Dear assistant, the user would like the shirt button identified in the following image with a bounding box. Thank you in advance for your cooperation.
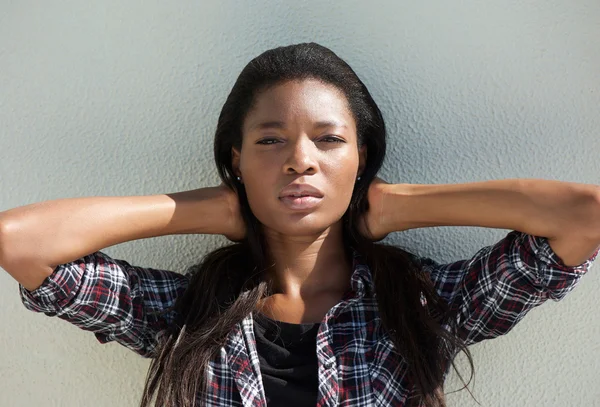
[323,359,335,369]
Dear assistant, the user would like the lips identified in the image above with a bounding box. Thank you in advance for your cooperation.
[278,183,324,199]
[279,195,323,210]
[278,183,324,210]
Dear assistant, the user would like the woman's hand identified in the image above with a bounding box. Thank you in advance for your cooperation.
[358,177,394,241]
[217,183,246,242]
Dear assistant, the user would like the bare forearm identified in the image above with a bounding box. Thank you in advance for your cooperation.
[387,178,600,266]
[389,178,599,237]
[0,187,227,289]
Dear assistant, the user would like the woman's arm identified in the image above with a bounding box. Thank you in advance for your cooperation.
[418,230,596,346]
[0,186,240,291]
[18,251,190,358]
[365,178,600,346]
[377,178,600,266]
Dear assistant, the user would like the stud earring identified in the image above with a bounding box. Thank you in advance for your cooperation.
[357,176,361,181]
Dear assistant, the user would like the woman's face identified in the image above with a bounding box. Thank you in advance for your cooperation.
[232,78,366,236]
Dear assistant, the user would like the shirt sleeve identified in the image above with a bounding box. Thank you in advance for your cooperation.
[18,251,190,358]
[418,230,599,346]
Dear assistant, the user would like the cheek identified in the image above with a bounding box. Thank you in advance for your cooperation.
[319,166,358,217]
[241,170,280,223]
[240,150,278,177]
[238,151,284,222]
[329,175,356,212]
[244,181,270,216]
[324,157,358,193]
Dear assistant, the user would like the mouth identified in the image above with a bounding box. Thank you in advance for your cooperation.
[278,195,323,210]
[277,183,325,210]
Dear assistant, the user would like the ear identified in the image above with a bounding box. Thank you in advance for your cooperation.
[231,147,242,177]
[357,144,367,177]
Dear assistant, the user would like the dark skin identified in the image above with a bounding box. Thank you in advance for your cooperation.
[230,78,375,324]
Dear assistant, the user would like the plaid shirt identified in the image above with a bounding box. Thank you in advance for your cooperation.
[19,231,598,406]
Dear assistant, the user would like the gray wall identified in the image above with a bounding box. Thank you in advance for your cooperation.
[1,1,599,406]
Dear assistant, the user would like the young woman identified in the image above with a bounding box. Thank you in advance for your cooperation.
[1,42,599,407]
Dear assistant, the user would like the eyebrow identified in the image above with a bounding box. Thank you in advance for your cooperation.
[249,120,347,132]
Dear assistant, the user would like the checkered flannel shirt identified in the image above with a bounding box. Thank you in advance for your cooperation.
[19,230,598,406]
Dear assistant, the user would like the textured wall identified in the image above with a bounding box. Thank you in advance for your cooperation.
[1,1,599,406]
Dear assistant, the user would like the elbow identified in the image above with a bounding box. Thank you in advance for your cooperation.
[555,185,600,242]
[0,217,10,266]
[586,186,600,241]
[0,214,38,266]
[0,218,54,291]
[594,187,600,232]
[0,217,21,266]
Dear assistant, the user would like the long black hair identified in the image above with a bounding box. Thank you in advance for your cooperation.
[140,42,477,407]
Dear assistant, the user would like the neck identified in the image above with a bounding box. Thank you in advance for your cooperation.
[262,221,352,297]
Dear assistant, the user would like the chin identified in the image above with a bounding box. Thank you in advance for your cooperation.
[262,214,342,237]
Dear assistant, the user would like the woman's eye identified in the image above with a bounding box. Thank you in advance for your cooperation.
[321,136,344,143]
[257,138,279,145]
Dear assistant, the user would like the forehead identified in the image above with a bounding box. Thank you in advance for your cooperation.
[242,79,355,133]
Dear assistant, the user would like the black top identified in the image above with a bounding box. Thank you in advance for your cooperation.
[253,314,321,406]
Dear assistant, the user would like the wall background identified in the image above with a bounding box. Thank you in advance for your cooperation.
[1,1,598,406]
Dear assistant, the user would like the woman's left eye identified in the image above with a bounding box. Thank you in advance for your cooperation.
[321,136,344,143]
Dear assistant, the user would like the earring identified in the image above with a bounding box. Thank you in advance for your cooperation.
[236,176,241,182]
[357,176,361,181]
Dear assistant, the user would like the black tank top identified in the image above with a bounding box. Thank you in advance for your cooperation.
[253,313,320,406]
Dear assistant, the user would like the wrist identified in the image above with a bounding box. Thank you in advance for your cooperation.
[165,187,228,235]
[385,183,418,232]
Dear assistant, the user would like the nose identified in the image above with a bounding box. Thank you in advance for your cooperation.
[283,137,318,175]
